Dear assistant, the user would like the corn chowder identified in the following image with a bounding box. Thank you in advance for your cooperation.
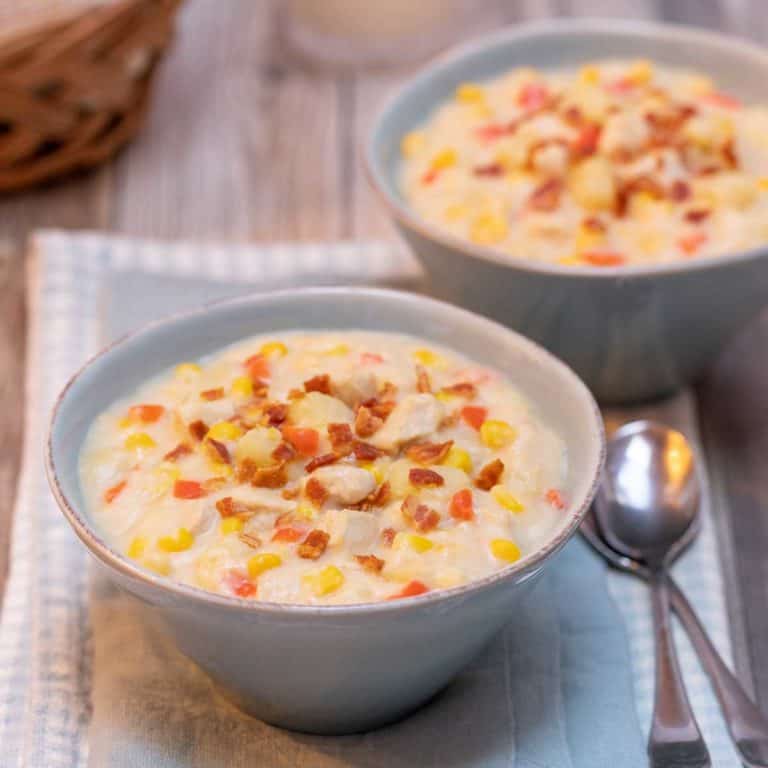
[80,332,568,605]
[401,59,768,266]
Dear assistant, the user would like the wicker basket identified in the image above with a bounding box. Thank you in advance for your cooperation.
[0,0,183,193]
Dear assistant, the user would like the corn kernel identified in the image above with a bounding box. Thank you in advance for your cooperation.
[305,565,345,596]
[491,485,525,513]
[150,463,181,496]
[158,527,194,553]
[558,255,582,266]
[455,83,485,104]
[118,416,132,429]
[578,64,601,85]
[480,420,517,449]
[124,432,156,451]
[574,222,604,252]
[470,212,509,245]
[758,177,768,192]
[175,363,201,378]
[686,74,713,96]
[435,391,456,403]
[394,532,434,553]
[259,341,288,358]
[220,517,244,535]
[231,376,254,398]
[360,461,385,484]
[141,552,171,576]
[444,203,471,222]
[207,459,234,478]
[490,538,522,563]
[248,553,282,578]
[127,536,147,559]
[322,343,350,356]
[296,502,317,520]
[431,148,457,171]
[442,445,473,473]
[207,421,243,442]
[412,348,446,368]
[401,130,426,158]
[627,59,653,85]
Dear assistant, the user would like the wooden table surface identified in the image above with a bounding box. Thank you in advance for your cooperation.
[1,0,767,714]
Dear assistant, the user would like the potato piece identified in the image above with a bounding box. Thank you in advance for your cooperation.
[234,427,282,467]
[289,391,353,428]
[371,394,445,451]
[568,156,616,212]
[332,370,378,407]
[324,508,380,550]
[308,465,377,505]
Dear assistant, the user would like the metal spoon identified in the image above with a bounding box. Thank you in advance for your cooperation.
[581,509,768,768]
[594,420,710,767]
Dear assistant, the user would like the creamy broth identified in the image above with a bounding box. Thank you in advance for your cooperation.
[80,332,568,605]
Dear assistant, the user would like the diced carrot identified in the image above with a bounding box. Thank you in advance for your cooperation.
[606,77,634,94]
[282,426,319,457]
[244,354,270,380]
[703,91,741,110]
[127,404,165,423]
[421,168,439,185]
[104,480,127,504]
[173,480,206,500]
[517,82,549,111]
[449,488,475,521]
[272,527,305,543]
[360,352,384,365]
[677,232,707,255]
[224,569,257,598]
[474,123,509,143]
[572,123,601,157]
[546,489,566,510]
[387,580,430,600]
[460,405,488,430]
[581,251,626,267]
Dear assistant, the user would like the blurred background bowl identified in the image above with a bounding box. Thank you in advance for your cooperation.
[366,18,768,404]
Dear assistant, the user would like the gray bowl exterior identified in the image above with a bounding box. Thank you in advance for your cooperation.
[367,20,768,403]
[47,288,604,734]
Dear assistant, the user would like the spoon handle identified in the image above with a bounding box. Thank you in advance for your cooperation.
[649,572,711,767]
[669,576,768,767]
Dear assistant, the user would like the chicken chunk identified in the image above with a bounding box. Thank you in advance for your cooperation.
[307,465,377,505]
[323,508,380,549]
[331,370,378,408]
[370,394,445,451]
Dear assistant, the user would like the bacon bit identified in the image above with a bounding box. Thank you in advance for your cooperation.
[440,381,477,399]
[173,479,206,499]
[415,365,432,394]
[104,481,126,504]
[264,402,288,427]
[355,405,384,437]
[238,531,262,549]
[202,476,229,493]
[571,123,601,158]
[684,208,711,224]
[328,423,355,455]
[355,554,385,573]
[581,251,626,267]
[360,352,384,365]
[225,569,257,598]
[215,497,269,521]
[406,440,453,465]
[364,397,397,420]
[460,405,487,430]
[387,580,429,600]
[200,387,225,401]
[528,178,562,212]
[474,459,505,491]
[282,426,319,456]
[205,438,231,465]
[473,162,505,177]
[297,529,330,560]
[251,463,288,489]
[127,404,165,423]
[164,442,192,462]
[236,458,257,484]
[305,476,328,507]
[189,420,208,442]
[304,374,332,395]
[517,82,550,111]
[408,468,444,487]
[620,176,666,211]
[305,453,338,473]
[402,495,440,532]
[703,91,741,110]
[361,481,391,510]
[378,381,399,401]
[272,527,305,543]
[722,140,739,169]
[245,354,270,381]
[474,122,512,143]
[439,411,460,430]
[281,486,299,500]
[562,105,583,126]
[353,441,383,461]
[287,388,305,400]
[582,216,606,233]
[272,441,296,463]
[381,527,397,547]
[546,489,566,510]
[274,511,294,529]
[215,497,236,518]
[678,232,707,255]
[670,180,691,202]
[421,168,440,185]
[449,488,474,521]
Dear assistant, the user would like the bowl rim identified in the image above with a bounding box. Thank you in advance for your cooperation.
[364,16,768,279]
[46,286,605,616]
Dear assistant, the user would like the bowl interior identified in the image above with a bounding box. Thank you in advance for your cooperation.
[49,288,603,604]
[368,19,768,207]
